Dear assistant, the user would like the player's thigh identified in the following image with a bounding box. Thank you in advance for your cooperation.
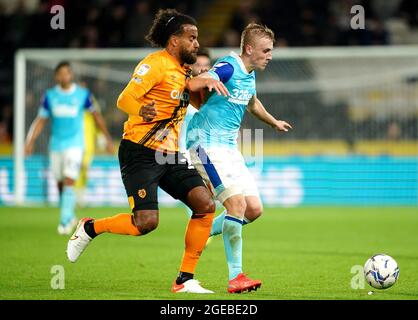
[230,151,262,219]
[189,146,245,204]
[232,153,260,199]
[50,151,64,182]
[62,147,83,181]
[118,139,165,211]
[159,153,210,211]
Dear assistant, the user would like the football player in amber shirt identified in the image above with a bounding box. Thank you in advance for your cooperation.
[118,49,191,152]
[67,8,228,294]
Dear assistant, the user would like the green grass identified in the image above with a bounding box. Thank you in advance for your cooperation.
[0,206,417,300]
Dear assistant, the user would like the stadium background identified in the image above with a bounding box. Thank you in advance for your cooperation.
[0,0,417,301]
[1,0,417,206]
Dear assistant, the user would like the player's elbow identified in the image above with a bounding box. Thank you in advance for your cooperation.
[116,93,134,115]
[117,91,143,115]
[116,93,126,111]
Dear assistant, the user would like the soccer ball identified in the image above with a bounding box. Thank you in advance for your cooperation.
[364,254,400,289]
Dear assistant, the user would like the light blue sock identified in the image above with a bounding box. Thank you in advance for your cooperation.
[211,210,250,236]
[210,210,226,236]
[222,215,243,280]
[60,186,76,226]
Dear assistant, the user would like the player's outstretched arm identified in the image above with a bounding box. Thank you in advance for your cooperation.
[186,72,229,96]
[24,117,48,156]
[247,96,292,133]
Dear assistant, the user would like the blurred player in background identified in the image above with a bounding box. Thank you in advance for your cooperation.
[66,9,228,294]
[74,94,110,208]
[24,62,114,235]
[186,23,292,293]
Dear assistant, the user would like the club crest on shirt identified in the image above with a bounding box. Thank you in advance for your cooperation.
[138,189,147,199]
[136,64,151,76]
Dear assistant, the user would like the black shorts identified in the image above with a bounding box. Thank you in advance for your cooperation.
[118,139,206,211]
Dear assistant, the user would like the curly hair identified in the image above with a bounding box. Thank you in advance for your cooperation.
[145,9,197,48]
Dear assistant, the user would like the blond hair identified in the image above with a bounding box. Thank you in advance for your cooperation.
[240,23,275,51]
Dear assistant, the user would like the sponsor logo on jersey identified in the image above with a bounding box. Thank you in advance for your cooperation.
[170,90,190,101]
[136,64,151,76]
[228,89,253,105]
[52,104,79,117]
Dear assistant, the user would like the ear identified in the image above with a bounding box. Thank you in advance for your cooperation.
[169,35,179,47]
[245,44,253,55]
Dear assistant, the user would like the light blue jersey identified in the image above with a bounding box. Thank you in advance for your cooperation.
[179,104,198,153]
[187,52,256,149]
[38,84,95,151]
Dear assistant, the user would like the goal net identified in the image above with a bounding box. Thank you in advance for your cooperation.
[11,47,418,206]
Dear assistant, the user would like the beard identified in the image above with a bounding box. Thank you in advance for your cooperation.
[179,47,197,65]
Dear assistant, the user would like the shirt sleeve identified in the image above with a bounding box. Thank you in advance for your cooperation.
[84,91,96,113]
[38,94,50,118]
[127,57,164,99]
[117,56,164,115]
[208,62,234,83]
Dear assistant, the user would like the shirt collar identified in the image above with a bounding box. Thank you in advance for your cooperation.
[56,83,76,94]
[162,49,184,68]
[230,51,250,74]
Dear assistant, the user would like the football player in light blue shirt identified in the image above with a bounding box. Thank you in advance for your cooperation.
[179,48,212,156]
[186,24,292,293]
[25,62,114,235]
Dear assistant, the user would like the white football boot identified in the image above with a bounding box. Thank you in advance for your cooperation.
[66,218,93,262]
[171,279,214,294]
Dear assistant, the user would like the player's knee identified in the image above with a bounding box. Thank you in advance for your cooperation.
[187,186,216,213]
[195,198,216,214]
[133,211,159,235]
[203,198,216,214]
[226,197,246,215]
[236,201,247,215]
[246,203,263,221]
[138,219,158,234]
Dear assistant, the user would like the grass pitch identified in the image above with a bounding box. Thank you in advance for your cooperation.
[0,206,417,300]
